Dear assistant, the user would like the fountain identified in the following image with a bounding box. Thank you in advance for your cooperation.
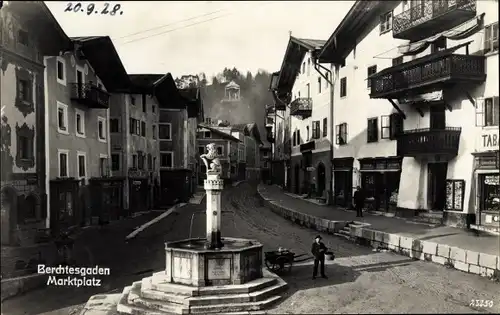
[81,143,287,315]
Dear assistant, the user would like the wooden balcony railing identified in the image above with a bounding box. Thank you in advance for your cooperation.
[70,83,110,109]
[397,127,461,157]
[370,52,485,99]
[393,0,476,41]
[290,97,312,118]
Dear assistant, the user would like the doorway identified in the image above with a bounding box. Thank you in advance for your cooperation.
[294,164,300,194]
[428,163,448,210]
[317,163,326,197]
[430,105,446,130]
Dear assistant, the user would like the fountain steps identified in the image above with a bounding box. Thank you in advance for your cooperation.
[116,270,287,314]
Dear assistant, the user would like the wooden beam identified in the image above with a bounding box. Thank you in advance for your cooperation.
[387,99,407,120]
[465,92,476,107]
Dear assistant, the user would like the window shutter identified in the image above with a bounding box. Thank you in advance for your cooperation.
[475,97,485,127]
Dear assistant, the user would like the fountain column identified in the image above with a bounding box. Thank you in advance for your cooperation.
[204,170,224,249]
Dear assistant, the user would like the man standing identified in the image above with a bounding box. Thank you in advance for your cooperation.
[311,235,328,279]
[353,186,365,217]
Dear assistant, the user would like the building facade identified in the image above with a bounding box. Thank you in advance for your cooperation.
[44,36,130,230]
[268,72,292,190]
[0,2,70,251]
[318,0,498,228]
[270,37,333,201]
[110,74,160,214]
[197,124,241,183]
[157,74,204,206]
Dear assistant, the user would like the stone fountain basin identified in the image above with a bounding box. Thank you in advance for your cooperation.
[165,237,263,287]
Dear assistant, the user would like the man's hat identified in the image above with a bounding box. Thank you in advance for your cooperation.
[315,235,322,240]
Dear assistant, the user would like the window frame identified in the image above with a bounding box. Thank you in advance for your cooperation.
[392,56,404,66]
[75,109,86,137]
[97,116,107,142]
[367,117,379,143]
[367,65,377,88]
[152,125,157,139]
[111,153,120,172]
[335,123,348,145]
[204,131,211,138]
[484,96,499,127]
[109,118,120,133]
[99,154,109,177]
[56,56,66,86]
[159,123,172,140]
[484,22,499,54]
[380,11,393,34]
[323,118,328,137]
[340,77,347,98]
[77,151,87,179]
[318,77,322,94]
[57,101,69,135]
[18,78,32,103]
[58,149,69,178]
[160,151,174,168]
[141,121,146,137]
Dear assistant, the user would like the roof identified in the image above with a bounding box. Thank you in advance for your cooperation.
[318,1,399,63]
[153,73,185,109]
[231,124,249,133]
[127,74,164,93]
[274,36,327,96]
[179,88,203,118]
[225,80,240,89]
[246,123,263,145]
[198,124,241,142]
[7,2,73,55]
[71,36,130,92]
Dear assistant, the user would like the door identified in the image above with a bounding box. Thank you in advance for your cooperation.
[50,179,80,233]
[317,163,326,197]
[294,165,300,194]
[428,163,448,210]
[430,105,446,129]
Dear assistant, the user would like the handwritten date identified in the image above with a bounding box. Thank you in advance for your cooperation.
[64,3,123,16]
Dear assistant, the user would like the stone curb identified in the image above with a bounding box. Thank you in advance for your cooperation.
[1,273,47,302]
[125,203,187,240]
[257,187,500,280]
[257,189,349,235]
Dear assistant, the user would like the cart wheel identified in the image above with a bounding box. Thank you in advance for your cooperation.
[276,256,288,273]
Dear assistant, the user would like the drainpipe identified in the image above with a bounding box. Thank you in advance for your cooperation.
[313,58,334,204]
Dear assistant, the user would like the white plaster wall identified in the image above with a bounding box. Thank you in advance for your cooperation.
[291,51,332,156]
[329,0,498,212]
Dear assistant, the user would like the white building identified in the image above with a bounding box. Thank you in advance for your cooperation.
[318,0,498,230]
[271,37,333,200]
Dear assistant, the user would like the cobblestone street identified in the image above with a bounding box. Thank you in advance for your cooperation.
[2,183,500,314]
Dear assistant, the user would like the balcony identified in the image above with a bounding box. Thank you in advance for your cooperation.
[393,0,476,41]
[396,127,461,157]
[290,98,312,118]
[370,52,485,99]
[70,83,110,109]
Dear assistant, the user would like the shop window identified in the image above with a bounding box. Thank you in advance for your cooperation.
[479,174,500,212]
[445,179,465,211]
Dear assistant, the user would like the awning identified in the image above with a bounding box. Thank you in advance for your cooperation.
[397,13,485,56]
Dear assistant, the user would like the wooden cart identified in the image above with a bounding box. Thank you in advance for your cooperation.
[264,250,296,273]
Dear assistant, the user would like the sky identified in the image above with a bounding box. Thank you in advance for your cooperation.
[45,1,353,79]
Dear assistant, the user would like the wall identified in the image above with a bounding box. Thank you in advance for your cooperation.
[109,93,128,176]
[159,108,186,168]
[124,93,159,172]
[291,51,332,157]
[0,4,46,242]
[44,52,109,181]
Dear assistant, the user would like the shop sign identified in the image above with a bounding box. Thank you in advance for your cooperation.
[306,166,315,172]
[477,128,499,152]
[484,175,499,185]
